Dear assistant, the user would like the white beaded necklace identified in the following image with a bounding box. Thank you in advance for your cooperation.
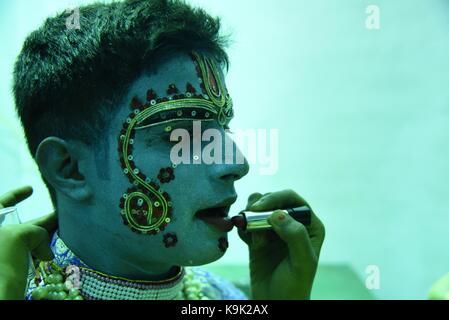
[29,233,211,300]
[31,262,209,300]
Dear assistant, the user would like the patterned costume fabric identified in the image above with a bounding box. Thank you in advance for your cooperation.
[26,232,248,300]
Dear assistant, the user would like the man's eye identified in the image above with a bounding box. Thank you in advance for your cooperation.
[166,129,193,143]
[146,136,163,147]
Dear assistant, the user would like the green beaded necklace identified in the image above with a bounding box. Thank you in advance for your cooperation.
[31,261,207,300]
[31,261,83,300]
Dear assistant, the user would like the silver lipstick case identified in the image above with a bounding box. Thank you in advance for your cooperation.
[239,206,312,232]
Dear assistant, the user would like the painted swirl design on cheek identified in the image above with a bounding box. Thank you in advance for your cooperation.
[118,101,174,235]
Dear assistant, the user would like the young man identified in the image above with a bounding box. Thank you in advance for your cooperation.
[3,0,325,300]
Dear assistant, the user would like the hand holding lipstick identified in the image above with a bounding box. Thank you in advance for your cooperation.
[237,189,325,300]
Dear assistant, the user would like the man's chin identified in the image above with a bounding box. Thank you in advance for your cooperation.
[181,246,227,267]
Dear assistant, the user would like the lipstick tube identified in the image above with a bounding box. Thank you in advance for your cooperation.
[231,206,311,232]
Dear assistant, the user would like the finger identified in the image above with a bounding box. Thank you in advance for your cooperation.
[237,228,251,245]
[245,192,264,210]
[249,189,308,211]
[237,226,274,248]
[268,210,317,272]
[27,212,58,234]
[0,186,33,209]
[239,192,271,244]
[249,229,280,251]
[308,212,325,257]
[248,189,325,257]
[20,225,54,261]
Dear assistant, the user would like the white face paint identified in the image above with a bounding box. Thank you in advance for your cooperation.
[63,52,249,280]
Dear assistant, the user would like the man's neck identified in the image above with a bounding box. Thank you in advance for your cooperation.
[57,207,177,281]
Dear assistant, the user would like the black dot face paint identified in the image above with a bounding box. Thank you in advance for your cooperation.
[163,233,178,248]
[157,167,175,184]
[218,237,229,253]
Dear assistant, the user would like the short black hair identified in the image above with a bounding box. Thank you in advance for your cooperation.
[13,0,229,204]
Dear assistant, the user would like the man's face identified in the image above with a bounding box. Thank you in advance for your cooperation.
[85,52,249,274]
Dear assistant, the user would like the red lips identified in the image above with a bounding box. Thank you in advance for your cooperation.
[195,207,234,232]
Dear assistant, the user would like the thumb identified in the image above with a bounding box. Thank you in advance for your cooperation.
[28,212,58,235]
[21,225,54,261]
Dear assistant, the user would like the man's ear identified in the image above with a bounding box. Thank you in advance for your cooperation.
[35,137,92,202]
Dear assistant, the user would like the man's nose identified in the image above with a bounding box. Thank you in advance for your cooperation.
[210,144,250,183]
[211,159,250,183]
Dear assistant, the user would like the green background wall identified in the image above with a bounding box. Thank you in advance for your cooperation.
[1,0,448,299]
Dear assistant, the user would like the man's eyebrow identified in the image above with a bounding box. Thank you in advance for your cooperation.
[140,120,195,138]
[144,120,194,132]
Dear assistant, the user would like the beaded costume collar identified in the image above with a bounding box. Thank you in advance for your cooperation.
[27,232,201,300]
